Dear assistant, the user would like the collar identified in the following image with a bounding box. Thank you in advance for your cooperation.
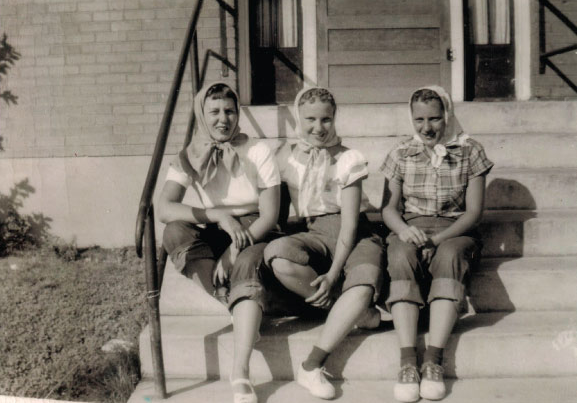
[404,134,469,158]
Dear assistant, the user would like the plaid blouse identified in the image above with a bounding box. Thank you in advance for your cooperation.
[380,134,493,217]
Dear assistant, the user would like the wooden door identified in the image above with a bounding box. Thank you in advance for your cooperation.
[316,0,452,104]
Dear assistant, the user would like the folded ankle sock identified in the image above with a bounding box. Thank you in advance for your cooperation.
[302,346,329,371]
[424,346,444,365]
[400,346,418,367]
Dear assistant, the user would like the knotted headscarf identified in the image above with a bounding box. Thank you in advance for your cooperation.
[178,82,248,187]
[293,87,342,216]
[409,85,468,168]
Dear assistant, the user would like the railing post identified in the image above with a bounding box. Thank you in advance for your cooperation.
[144,206,166,399]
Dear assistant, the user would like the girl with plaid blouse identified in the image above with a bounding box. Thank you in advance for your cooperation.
[380,86,493,402]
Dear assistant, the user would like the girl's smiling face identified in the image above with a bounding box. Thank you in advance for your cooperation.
[203,96,238,142]
[299,100,335,147]
[411,99,446,149]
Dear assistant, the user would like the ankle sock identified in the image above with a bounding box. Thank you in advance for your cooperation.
[424,346,444,365]
[302,346,329,371]
[400,346,418,367]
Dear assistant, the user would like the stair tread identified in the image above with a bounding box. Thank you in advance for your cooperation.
[129,376,577,403]
[152,311,576,339]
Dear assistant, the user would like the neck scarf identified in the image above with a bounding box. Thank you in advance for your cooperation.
[410,85,466,168]
[293,87,342,216]
[178,82,248,187]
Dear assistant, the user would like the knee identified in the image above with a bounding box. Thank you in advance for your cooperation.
[162,221,192,252]
[270,258,296,277]
[430,240,474,279]
[387,243,418,277]
[233,244,266,274]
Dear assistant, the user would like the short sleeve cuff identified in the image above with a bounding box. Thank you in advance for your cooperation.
[338,149,369,187]
[166,166,191,187]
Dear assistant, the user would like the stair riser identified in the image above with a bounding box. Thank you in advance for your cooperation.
[159,265,577,316]
[362,171,577,210]
[239,102,577,138]
[140,324,577,380]
[469,269,577,312]
[478,214,577,257]
[346,135,577,171]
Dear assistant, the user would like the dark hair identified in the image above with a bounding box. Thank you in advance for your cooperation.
[410,89,444,112]
[298,88,337,114]
[205,83,238,109]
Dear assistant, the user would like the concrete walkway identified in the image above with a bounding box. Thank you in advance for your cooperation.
[130,377,577,403]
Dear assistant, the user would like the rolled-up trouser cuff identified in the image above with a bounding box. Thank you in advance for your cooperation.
[171,243,215,273]
[384,279,425,312]
[428,278,465,310]
[228,279,266,312]
[342,263,383,303]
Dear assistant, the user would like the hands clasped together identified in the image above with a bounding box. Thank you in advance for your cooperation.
[399,225,437,264]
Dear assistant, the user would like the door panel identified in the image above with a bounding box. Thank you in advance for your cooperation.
[317,0,451,103]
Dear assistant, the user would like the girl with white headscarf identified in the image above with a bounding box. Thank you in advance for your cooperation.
[264,87,384,400]
[380,86,494,402]
[158,82,281,403]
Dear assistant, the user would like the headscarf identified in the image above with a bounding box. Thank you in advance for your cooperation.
[409,85,468,168]
[177,82,248,187]
[293,87,342,216]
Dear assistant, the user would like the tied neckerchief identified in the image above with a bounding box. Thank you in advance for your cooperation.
[411,134,468,168]
[177,82,247,188]
[295,143,338,216]
[293,86,342,217]
[188,139,243,187]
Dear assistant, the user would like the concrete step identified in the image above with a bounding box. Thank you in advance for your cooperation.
[478,209,577,257]
[259,132,577,171]
[362,168,577,211]
[139,311,577,380]
[129,377,577,403]
[158,256,577,316]
[239,101,577,138]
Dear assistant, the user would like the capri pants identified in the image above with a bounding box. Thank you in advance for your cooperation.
[383,214,481,312]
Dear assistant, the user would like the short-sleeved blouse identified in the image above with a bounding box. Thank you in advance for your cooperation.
[166,139,280,210]
[380,134,493,217]
[277,143,370,218]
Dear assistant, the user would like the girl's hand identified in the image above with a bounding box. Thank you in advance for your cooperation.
[217,214,254,250]
[306,274,337,308]
[399,226,428,247]
[212,245,240,286]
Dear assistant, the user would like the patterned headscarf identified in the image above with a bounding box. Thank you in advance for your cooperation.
[177,82,248,187]
[409,85,467,168]
[293,87,342,216]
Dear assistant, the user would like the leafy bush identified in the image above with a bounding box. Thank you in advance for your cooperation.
[0,179,52,257]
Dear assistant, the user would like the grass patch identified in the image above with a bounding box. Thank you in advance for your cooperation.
[0,246,148,402]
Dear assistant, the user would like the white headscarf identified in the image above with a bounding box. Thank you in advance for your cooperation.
[409,85,468,168]
[177,82,248,187]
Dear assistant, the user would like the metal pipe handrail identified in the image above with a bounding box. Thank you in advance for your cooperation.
[135,0,204,258]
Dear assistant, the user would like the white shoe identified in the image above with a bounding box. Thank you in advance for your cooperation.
[393,364,420,402]
[297,364,336,400]
[420,361,446,400]
[230,378,257,403]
